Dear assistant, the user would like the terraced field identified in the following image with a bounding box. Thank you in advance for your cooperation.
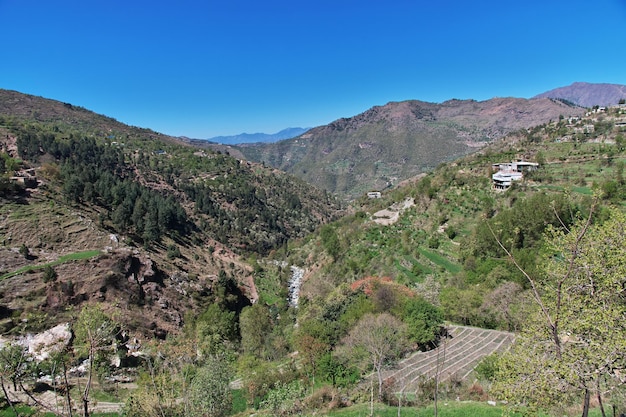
[383,325,514,393]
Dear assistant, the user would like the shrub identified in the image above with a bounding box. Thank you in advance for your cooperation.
[415,375,436,405]
[42,265,57,283]
[260,379,306,416]
[302,386,341,411]
[166,244,181,259]
[467,381,487,401]
[19,244,30,259]
[474,353,499,382]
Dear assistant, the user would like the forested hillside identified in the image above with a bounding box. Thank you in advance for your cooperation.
[0,90,342,340]
[1,89,626,417]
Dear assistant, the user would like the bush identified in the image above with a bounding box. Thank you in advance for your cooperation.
[474,353,499,382]
[302,386,341,411]
[166,244,181,259]
[381,377,399,406]
[415,375,436,405]
[260,379,306,416]
[445,226,457,240]
[427,236,440,249]
[467,381,487,401]
[42,265,57,283]
[19,244,30,259]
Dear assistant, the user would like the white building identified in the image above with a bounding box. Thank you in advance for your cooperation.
[492,170,524,190]
[491,160,539,190]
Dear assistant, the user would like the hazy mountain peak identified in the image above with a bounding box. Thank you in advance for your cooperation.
[534,82,626,107]
[205,127,310,144]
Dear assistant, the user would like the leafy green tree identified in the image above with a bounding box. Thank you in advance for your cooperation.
[294,332,328,384]
[239,304,271,357]
[63,174,84,203]
[320,224,341,261]
[338,292,375,331]
[195,303,238,355]
[440,285,483,326]
[339,313,408,401]
[318,352,359,387]
[73,305,119,417]
[494,208,626,417]
[400,297,443,347]
[188,354,232,417]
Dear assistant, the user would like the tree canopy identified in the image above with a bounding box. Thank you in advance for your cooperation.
[494,208,626,416]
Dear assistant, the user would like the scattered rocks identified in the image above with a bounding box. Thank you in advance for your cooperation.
[21,323,72,362]
[288,266,304,307]
[372,197,415,225]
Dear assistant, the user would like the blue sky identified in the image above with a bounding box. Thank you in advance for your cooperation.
[1,1,625,138]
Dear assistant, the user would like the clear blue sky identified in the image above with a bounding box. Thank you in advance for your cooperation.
[1,1,625,138]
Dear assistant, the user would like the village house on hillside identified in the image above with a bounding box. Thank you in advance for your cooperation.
[9,168,38,188]
[492,160,539,190]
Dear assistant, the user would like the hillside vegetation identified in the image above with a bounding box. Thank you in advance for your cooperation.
[288,106,626,329]
[1,89,626,417]
[0,89,342,338]
[234,97,585,199]
[246,104,626,416]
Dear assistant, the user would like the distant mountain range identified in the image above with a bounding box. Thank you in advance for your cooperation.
[233,97,586,199]
[534,82,626,107]
[205,127,310,144]
[201,82,626,148]
[4,82,623,203]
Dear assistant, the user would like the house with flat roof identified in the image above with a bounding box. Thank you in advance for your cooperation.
[491,161,539,173]
[491,160,538,190]
[492,170,523,190]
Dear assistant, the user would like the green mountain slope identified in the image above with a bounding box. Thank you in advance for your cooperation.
[1,90,625,416]
[0,89,342,337]
[234,97,585,199]
[282,104,626,331]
